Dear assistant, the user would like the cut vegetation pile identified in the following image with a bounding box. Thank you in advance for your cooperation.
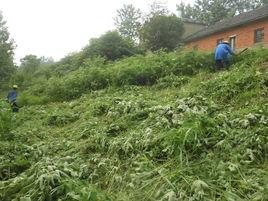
[0,48,268,201]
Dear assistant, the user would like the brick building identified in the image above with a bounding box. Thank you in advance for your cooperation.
[184,5,268,51]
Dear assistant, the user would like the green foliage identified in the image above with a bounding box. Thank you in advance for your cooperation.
[148,0,169,17]
[20,55,41,74]
[0,101,14,140]
[177,0,264,25]
[1,48,268,201]
[114,4,142,41]
[53,52,85,75]
[44,50,213,101]
[46,67,109,101]
[140,14,184,51]
[0,11,15,84]
[12,70,33,87]
[0,158,110,201]
[196,48,268,103]
[156,74,190,89]
[33,64,53,80]
[17,92,48,107]
[82,31,139,61]
[11,55,54,90]
[0,156,30,181]
[46,111,80,127]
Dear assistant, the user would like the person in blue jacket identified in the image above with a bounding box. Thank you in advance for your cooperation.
[214,41,235,70]
[7,85,19,112]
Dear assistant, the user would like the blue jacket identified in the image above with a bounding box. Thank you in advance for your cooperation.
[215,43,234,61]
[7,90,17,103]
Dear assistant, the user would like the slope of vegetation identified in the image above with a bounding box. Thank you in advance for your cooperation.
[0,48,268,201]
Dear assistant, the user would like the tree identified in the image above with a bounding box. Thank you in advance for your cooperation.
[40,56,54,65]
[229,0,262,13]
[148,0,169,17]
[177,0,264,25]
[139,14,184,51]
[114,4,142,42]
[82,31,139,61]
[176,2,194,19]
[20,54,41,74]
[0,11,15,83]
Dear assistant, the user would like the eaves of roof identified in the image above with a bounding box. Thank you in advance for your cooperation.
[184,5,268,42]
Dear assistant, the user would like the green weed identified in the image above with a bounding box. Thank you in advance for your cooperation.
[0,48,268,200]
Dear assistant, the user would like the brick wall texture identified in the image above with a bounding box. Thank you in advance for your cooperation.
[186,19,268,51]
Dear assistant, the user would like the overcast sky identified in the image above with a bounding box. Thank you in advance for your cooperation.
[0,0,194,64]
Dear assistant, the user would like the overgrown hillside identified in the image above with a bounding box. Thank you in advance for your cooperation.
[0,48,268,201]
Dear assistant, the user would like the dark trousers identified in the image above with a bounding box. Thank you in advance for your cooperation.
[215,60,230,70]
[11,102,19,112]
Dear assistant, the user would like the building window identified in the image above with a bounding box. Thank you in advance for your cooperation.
[229,36,236,50]
[217,38,223,45]
[254,28,264,43]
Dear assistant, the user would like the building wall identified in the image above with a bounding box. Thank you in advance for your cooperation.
[183,22,206,38]
[186,19,268,51]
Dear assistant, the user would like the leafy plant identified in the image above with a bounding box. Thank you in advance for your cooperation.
[0,48,267,201]
[0,101,14,140]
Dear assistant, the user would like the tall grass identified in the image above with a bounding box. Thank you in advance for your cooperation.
[0,48,267,200]
[0,101,14,140]
[43,50,213,101]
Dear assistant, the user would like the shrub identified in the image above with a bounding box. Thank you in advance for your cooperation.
[198,65,265,103]
[0,101,14,140]
[82,31,140,61]
[170,51,214,75]
[46,67,109,101]
[17,92,48,106]
[45,50,213,101]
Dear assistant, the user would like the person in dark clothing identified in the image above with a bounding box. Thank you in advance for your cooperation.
[7,85,19,112]
[214,41,235,70]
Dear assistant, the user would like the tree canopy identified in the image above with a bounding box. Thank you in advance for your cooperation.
[140,14,184,51]
[0,11,15,83]
[82,31,139,61]
[177,0,266,25]
[114,4,142,42]
[20,55,41,74]
[148,0,169,17]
